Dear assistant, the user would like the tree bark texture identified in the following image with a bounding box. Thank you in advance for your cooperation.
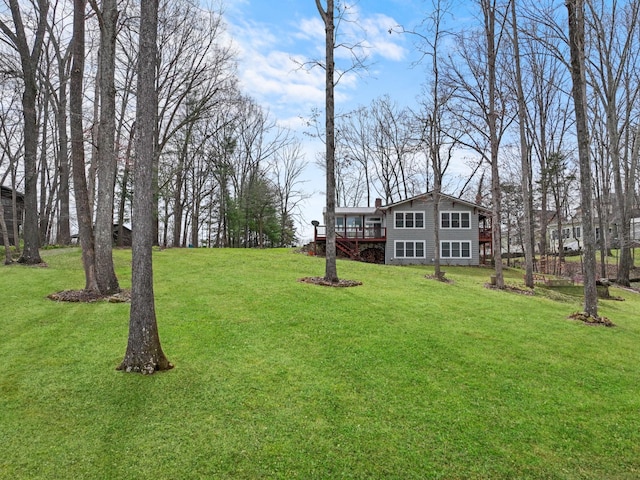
[316,0,339,283]
[71,0,99,292]
[510,0,535,288]
[1,0,47,264]
[118,0,172,374]
[566,0,598,318]
[94,0,120,294]
[482,0,505,289]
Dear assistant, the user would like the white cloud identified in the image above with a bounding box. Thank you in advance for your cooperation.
[226,5,407,116]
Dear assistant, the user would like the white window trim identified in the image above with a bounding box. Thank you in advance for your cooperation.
[440,211,472,229]
[440,240,472,259]
[394,211,426,229]
[394,240,426,259]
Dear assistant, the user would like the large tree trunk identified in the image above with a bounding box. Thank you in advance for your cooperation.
[93,0,120,294]
[56,68,72,246]
[567,0,598,318]
[118,0,172,374]
[316,0,338,283]
[1,0,48,264]
[510,1,534,288]
[71,0,98,292]
[483,0,504,289]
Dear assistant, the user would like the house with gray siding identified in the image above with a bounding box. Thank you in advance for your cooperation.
[313,192,492,266]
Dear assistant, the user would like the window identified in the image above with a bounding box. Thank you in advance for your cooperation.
[394,211,425,229]
[441,241,472,259]
[441,211,471,229]
[395,241,425,258]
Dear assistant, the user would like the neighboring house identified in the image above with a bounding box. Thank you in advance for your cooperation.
[113,224,133,247]
[313,192,492,266]
[548,210,640,253]
[72,224,133,246]
[0,186,25,245]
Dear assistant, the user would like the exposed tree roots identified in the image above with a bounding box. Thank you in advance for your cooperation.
[47,289,130,303]
[116,359,174,375]
[568,311,615,327]
[298,277,362,287]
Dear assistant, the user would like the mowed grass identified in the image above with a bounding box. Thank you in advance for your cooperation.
[1,248,639,479]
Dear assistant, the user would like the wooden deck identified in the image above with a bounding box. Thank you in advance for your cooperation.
[314,226,387,242]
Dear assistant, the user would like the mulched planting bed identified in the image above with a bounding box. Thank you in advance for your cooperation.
[568,311,615,327]
[298,277,362,287]
[47,289,131,303]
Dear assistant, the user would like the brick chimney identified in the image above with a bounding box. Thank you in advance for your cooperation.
[375,198,382,208]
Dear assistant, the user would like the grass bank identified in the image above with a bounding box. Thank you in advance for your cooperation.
[1,248,639,479]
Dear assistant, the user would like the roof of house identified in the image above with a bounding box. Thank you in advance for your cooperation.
[380,192,492,214]
[1,185,25,200]
[322,192,491,217]
[335,206,380,215]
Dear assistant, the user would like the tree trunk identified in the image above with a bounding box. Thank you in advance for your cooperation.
[118,0,172,374]
[2,0,48,264]
[483,0,504,289]
[71,0,98,292]
[93,0,120,294]
[56,67,72,246]
[316,0,338,283]
[567,0,598,318]
[510,1,534,288]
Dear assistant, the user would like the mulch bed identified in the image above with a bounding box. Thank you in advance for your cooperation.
[298,277,362,287]
[484,283,534,295]
[47,289,131,303]
[568,311,615,327]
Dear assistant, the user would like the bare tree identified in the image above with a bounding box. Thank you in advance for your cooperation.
[444,0,513,288]
[70,0,99,291]
[0,0,48,264]
[315,0,339,283]
[269,140,310,246]
[566,0,598,318]
[410,0,458,281]
[90,0,120,294]
[43,2,73,246]
[118,0,172,374]
[509,0,535,287]
[585,0,640,286]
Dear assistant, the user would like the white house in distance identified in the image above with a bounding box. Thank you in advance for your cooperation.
[313,192,492,266]
[548,214,640,253]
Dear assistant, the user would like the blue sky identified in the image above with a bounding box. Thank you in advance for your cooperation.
[223,1,466,242]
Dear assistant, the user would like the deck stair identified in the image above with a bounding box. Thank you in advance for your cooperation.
[336,236,359,259]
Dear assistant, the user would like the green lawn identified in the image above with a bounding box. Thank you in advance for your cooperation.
[1,248,639,479]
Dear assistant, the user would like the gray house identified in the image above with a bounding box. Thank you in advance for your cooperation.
[314,192,492,265]
[1,186,24,245]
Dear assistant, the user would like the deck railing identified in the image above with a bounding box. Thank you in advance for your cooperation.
[314,225,386,241]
